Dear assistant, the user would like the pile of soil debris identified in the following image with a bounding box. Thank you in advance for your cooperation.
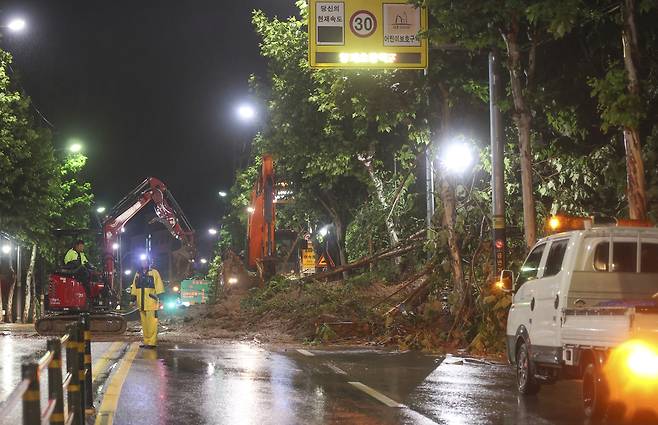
[161,269,454,350]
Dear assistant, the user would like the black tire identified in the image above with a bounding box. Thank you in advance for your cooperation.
[516,342,540,395]
[582,362,609,421]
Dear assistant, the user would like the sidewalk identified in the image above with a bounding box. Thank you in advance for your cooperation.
[0,323,37,334]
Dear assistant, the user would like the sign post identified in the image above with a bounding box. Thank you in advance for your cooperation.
[309,0,428,69]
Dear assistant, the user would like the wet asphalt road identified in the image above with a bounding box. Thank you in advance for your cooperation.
[0,329,647,425]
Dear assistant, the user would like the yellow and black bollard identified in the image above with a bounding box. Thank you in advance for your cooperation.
[21,363,40,425]
[82,314,95,415]
[76,317,86,417]
[47,338,65,425]
[66,323,83,425]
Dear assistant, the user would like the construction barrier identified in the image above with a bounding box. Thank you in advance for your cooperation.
[0,314,95,425]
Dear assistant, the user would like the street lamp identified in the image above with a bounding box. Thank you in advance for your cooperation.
[218,191,227,198]
[208,228,218,236]
[139,253,147,261]
[1,244,11,255]
[96,206,106,214]
[200,258,208,264]
[69,143,83,153]
[237,104,256,122]
[6,18,26,33]
[439,142,475,174]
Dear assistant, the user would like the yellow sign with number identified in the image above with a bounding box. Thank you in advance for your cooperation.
[309,0,428,69]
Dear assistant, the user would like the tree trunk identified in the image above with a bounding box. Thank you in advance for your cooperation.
[359,147,400,247]
[622,0,647,220]
[503,21,537,249]
[318,193,349,280]
[22,244,37,323]
[6,269,16,323]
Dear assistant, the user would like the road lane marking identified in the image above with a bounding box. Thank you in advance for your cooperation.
[92,342,125,382]
[94,343,140,425]
[324,362,347,375]
[348,382,405,408]
[297,349,315,357]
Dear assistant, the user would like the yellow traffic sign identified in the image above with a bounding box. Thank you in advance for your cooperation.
[302,248,316,273]
[309,0,428,69]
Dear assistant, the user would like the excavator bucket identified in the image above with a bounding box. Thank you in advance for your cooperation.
[35,313,127,337]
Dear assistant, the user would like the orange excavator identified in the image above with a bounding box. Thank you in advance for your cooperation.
[35,177,195,336]
[245,155,298,281]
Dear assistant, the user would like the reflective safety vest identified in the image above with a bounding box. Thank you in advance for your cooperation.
[130,268,165,311]
[64,249,88,265]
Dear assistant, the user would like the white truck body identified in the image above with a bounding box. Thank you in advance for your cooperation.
[506,225,658,373]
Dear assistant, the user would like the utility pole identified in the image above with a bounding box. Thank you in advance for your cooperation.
[425,149,435,231]
[489,50,507,276]
[16,246,22,323]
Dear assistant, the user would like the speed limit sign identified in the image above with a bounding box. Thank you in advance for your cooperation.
[349,10,377,38]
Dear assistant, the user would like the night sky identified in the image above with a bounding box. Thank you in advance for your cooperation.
[1,1,299,258]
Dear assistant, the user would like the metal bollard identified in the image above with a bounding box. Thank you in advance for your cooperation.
[66,324,83,425]
[47,338,65,425]
[22,363,40,425]
[82,314,95,414]
[76,318,86,417]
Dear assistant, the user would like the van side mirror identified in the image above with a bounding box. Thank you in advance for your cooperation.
[497,270,514,293]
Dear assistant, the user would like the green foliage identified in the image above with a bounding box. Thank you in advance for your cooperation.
[590,66,645,131]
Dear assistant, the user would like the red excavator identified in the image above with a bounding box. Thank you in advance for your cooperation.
[35,177,195,336]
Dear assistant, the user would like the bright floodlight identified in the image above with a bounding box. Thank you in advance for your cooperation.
[318,226,329,237]
[200,258,208,264]
[208,228,218,236]
[246,206,255,214]
[139,253,147,261]
[96,206,106,214]
[124,269,132,276]
[69,143,83,153]
[218,191,227,198]
[237,104,256,121]
[441,143,474,174]
[1,244,11,254]
[7,18,26,32]
[112,243,120,250]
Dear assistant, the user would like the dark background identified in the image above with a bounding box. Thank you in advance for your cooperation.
[1,1,299,260]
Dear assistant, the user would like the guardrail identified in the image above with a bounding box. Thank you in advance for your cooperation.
[0,314,95,425]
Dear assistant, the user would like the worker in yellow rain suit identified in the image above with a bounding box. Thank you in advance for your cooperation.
[130,258,164,349]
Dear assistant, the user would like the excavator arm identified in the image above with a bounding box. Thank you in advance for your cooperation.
[102,177,195,291]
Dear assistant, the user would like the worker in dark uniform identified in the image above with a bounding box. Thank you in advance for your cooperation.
[130,257,165,348]
[64,239,94,298]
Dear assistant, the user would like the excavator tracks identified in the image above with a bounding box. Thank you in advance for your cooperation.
[35,313,128,337]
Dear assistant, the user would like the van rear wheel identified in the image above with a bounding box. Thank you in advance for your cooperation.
[516,342,540,395]
[582,362,608,421]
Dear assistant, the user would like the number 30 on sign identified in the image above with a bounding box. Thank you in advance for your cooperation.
[350,10,377,37]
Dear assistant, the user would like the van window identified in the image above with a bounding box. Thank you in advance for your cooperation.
[594,242,637,273]
[517,243,545,288]
[544,239,568,277]
[641,243,658,273]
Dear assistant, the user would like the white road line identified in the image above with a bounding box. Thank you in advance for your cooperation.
[348,382,405,408]
[324,363,347,375]
[297,349,315,357]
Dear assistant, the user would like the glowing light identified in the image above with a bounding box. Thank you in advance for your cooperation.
[494,280,505,290]
[112,243,120,250]
[246,207,255,214]
[124,269,132,276]
[172,286,179,293]
[182,302,191,307]
[200,258,208,264]
[237,104,256,121]
[166,302,177,310]
[604,339,658,418]
[120,227,126,233]
[1,244,11,254]
[440,142,474,174]
[69,143,83,153]
[218,191,227,198]
[7,18,26,32]
[228,277,238,285]
[139,253,147,261]
[339,52,397,64]
[208,228,218,236]
[96,206,106,214]
[548,217,561,231]
[318,226,329,237]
